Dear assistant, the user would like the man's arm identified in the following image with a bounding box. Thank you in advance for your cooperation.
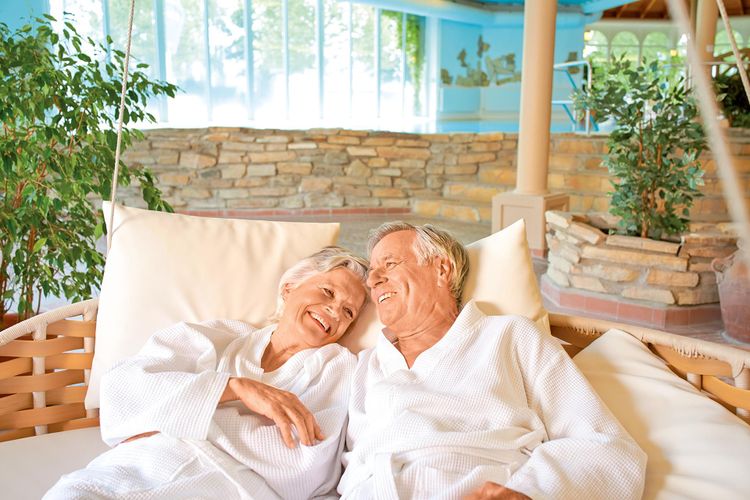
[503,319,647,500]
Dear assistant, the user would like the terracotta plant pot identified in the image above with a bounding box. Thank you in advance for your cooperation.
[1,313,20,331]
[712,249,750,344]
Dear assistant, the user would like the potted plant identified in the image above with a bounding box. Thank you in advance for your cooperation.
[573,56,706,240]
[0,15,177,324]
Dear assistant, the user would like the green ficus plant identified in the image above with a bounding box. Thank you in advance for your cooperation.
[574,56,706,240]
[0,15,177,321]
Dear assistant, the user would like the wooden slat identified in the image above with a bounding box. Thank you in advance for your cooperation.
[0,393,32,414]
[550,326,600,349]
[0,403,86,429]
[0,357,32,379]
[0,336,83,357]
[46,352,94,370]
[0,369,84,394]
[649,344,733,377]
[48,416,99,433]
[641,0,658,18]
[704,375,750,412]
[46,386,88,405]
[0,428,34,443]
[562,344,583,357]
[46,319,96,338]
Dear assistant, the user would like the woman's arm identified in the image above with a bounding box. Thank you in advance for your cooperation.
[220,376,324,448]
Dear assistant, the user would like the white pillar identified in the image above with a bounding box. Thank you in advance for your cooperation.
[491,0,568,252]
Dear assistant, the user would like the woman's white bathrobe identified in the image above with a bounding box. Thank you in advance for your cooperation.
[45,320,355,500]
[338,301,647,500]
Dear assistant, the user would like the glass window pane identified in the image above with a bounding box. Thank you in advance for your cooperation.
[252,0,284,121]
[323,0,350,120]
[51,0,105,49]
[288,0,317,120]
[642,32,670,62]
[351,3,376,121]
[379,10,403,119]
[208,0,247,123]
[583,30,608,64]
[164,0,208,124]
[611,31,639,63]
[404,14,426,117]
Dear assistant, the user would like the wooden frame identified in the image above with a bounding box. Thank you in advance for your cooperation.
[1,300,749,442]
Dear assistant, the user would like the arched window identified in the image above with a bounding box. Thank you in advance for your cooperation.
[642,32,670,63]
[583,30,608,64]
[715,29,744,59]
[611,31,640,63]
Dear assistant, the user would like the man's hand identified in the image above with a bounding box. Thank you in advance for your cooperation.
[463,482,531,500]
[220,377,324,448]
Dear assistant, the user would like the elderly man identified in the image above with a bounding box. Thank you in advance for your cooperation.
[338,222,646,499]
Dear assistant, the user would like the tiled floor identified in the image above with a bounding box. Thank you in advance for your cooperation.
[37,212,749,350]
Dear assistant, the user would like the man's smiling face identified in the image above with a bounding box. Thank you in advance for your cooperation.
[366,230,444,331]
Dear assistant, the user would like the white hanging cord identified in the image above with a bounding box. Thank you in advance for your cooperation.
[106,0,136,253]
[666,0,750,266]
[715,0,750,105]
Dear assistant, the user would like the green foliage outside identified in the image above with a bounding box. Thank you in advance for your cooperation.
[382,11,425,114]
[574,56,706,240]
[0,16,176,320]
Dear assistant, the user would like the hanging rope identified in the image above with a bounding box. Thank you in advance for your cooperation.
[666,0,750,267]
[715,0,750,106]
[106,0,136,253]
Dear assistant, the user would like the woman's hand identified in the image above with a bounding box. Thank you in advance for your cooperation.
[463,482,531,500]
[220,377,324,448]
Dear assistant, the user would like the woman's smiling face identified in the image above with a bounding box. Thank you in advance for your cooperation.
[279,267,367,348]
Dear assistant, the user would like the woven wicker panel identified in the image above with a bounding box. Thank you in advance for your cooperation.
[0,318,98,443]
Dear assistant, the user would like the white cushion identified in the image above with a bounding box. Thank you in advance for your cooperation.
[0,427,108,499]
[86,203,340,409]
[574,329,750,500]
[339,219,549,352]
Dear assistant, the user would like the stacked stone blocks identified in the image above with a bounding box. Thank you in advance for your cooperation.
[544,211,738,306]
[119,127,750,225]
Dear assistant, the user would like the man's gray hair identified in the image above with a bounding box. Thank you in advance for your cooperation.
[273,246,369,321]
[367,222,469,308]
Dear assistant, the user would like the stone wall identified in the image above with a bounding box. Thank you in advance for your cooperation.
[119,127,750,223]
[544,211,738,305]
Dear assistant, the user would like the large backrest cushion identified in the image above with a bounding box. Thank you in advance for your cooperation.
[574,329,750,500]
[339,219,549,352]
[86,203,340,409]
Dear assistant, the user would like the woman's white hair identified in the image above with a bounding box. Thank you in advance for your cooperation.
[272,246,368,320]
[367,222,469,308]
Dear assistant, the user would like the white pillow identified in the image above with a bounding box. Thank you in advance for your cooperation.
[86,203,340,409]
[574,329,750,500]
[339,219,549,352]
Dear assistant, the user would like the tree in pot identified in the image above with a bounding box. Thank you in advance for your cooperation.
[0,15,177,323]
[573,56,706,240]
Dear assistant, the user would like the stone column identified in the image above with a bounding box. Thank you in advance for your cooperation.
[695,0,718,63]
[491,0,568,252]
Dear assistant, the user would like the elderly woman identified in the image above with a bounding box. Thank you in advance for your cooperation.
[46,246,368,500]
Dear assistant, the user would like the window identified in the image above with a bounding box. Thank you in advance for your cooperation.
[49,0,428,128]
[583,30,608,65]
[610,31,640,64]
[642,32,670,63]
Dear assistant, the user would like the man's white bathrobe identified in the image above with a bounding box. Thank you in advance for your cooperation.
[45,320,355,500]
[338,301,647,500]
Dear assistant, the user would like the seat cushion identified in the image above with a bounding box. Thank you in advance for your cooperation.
[574,329,750,500]
[0,427,108,499]
[87,203,340,409]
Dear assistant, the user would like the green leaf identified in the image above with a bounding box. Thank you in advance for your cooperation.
[32,238,47,254]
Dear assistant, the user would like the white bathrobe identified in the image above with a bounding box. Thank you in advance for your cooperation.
[45,320,355,500]
[338,301,647,500]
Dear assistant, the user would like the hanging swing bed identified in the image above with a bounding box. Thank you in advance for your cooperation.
[1,0,750,498]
